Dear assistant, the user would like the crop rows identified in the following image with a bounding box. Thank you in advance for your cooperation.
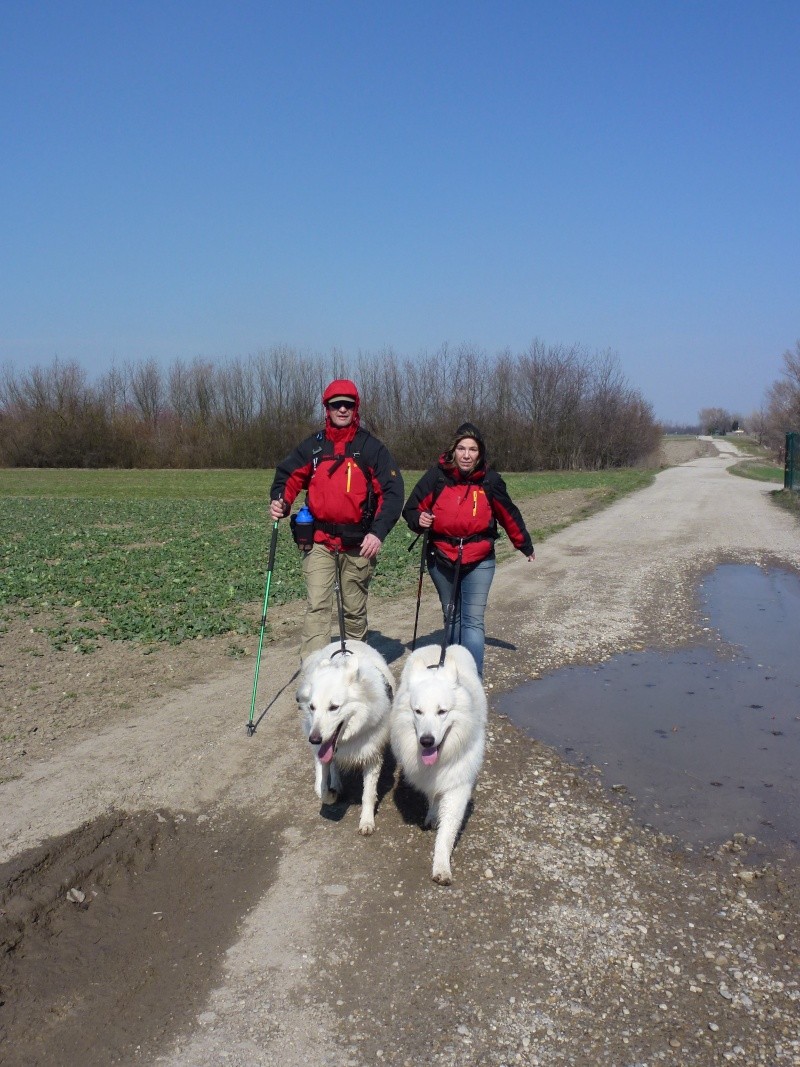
[1,498,310,647]
[1,469,652,650]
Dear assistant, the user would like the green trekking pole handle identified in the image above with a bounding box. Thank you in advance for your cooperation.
[247,520,279,736]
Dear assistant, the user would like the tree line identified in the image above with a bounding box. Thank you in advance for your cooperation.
[0,342,662,471]
[697,340,800,455]
[755,341,800,453]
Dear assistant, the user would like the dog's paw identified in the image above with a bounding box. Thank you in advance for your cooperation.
[432,867,452,886]
[358,821,375,836]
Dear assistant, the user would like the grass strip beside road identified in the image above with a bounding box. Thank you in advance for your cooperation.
[0,467,653,650]
[723,435,783,484]
[773,488,800,517]
[728,461,784,483]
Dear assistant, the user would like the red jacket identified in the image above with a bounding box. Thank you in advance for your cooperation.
[402,457,533,566]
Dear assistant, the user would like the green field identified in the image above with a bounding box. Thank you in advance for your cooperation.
[0,467,652,650]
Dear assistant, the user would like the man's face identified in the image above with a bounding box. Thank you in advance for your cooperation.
[326,399,356,428]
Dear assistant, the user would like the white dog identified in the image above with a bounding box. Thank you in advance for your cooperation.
[390,644,487,884]
[296,640,394,835]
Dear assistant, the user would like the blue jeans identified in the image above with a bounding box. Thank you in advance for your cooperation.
[427,555,496,677]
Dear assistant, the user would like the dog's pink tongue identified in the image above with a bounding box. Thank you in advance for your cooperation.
[318,738,335,764]
[421,747,439,766]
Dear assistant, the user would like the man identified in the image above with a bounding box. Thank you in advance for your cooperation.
[269,379,404,659]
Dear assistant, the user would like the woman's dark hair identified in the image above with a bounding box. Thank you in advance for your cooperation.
[445,421,486,467]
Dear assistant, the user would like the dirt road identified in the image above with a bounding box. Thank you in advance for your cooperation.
[2,439,799,1066]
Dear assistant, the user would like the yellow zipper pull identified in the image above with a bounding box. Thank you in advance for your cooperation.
[472,490,478,516]
[346,460,352,492]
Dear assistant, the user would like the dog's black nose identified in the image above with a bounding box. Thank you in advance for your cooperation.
[308,731,321,744]
[419,735,435,749]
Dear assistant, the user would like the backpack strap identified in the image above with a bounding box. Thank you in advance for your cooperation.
[429,469,447,511]
[311,429,373,481]
[433,529,498,546]
[311,431,325,474]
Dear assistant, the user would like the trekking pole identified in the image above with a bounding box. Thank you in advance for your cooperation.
[247,520,279,736]
[410,530,428,652]
[331,548,350,657]
[437,540,464,668]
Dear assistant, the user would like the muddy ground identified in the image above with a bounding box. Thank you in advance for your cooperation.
[2,436,799,1066]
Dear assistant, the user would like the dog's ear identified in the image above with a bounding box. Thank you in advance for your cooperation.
[443,644,476,682]
[344,654,360,680]
[296,682,311,704]
[408,653,433,683]
[439,656,459,684]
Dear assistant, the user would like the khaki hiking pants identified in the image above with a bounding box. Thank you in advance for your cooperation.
[300,543,376,660]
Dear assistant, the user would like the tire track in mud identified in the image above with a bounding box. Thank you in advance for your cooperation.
[0,807,282,1065]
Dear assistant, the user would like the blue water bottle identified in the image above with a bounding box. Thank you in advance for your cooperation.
[293,499,315,552]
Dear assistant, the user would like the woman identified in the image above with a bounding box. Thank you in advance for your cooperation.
[402,422,535,677]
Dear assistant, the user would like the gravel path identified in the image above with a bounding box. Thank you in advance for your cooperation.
[2,439,799,1066]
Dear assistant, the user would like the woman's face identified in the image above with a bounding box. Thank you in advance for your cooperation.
[454,437,480,474]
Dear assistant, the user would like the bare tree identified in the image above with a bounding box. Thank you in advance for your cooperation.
[747,406,768,445]
[764,378,800,446]
[757,341,800,455]
[781,340,800,390]
[127,358,163,427]
[167,358,193,426]
[698,407,732,435]
[218,357,256,432]
[513,342,589,468]
[97,362,129,419]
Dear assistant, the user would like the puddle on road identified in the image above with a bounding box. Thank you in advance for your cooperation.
[498,564,800,855]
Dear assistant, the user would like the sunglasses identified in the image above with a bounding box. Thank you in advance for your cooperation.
[327,400,356,410]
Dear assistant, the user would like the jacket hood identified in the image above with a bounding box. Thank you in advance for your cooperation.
[322,378,360,439]
[442,421,487,474]
[323,379,360,409]
[453,422,485,456]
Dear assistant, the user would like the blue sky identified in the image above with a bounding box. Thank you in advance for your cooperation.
[2,1,798,424]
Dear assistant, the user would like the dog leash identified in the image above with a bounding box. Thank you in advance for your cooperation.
[436,540,464,668]
[410,530,428,652]
[332,548,350,658]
